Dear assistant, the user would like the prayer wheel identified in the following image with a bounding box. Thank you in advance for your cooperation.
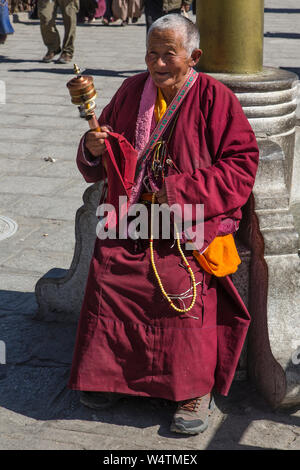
[196,0,264,73]
[66,64,101,132]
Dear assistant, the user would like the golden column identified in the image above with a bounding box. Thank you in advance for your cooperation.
[196,0,264,73]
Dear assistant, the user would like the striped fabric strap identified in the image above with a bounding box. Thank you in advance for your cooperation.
[135,68,198,176]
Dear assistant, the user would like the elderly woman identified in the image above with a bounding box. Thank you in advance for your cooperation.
[68,14,259,435]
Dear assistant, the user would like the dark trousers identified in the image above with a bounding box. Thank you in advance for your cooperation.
[104,0,112,20]
[144,0,181,31]
[78,0,98,21]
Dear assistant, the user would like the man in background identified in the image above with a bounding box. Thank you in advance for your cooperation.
[38,0,79,63]
[144,0,192,31]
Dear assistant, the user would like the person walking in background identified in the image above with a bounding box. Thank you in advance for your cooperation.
[77,0,98,24]
[0,0,14,44]
[94,0,106,19]
[112,0,143,26]
[29,0,39,19]
[38,0,79,63]
[102,0,113,24]
[124,0,144,26]
[144,0,192,31]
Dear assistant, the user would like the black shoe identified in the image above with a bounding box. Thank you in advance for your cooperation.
[80,391,123,410]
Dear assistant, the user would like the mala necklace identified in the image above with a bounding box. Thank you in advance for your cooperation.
[149,192,197,314]
[147,94,197,314]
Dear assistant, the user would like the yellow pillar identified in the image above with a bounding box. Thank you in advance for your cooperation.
[196,0,264,73]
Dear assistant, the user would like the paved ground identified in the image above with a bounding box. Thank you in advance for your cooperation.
[0,2,299,451]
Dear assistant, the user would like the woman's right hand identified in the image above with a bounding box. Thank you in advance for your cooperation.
[85,126,109,157]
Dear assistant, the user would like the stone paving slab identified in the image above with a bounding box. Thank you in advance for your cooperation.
[0,157,80,179]
[2,248,73,275]
[0,157,48,174]
[34,128,86,144]
[0,220,42,264]
[0,103,81,117]
[0,141,42,158]
[18,116,84,131]
[34,160,82,178]
[0,2,299,451]
[0,126,43,141]
[265,13,300,34]
[56,180,91,198]
[26,220,76,252]
[0,272,42,292]
[0,193,21,211]
[8,194,83,220]
[0,175,72,195]
[4,93,75,105]
[32,143,81,161]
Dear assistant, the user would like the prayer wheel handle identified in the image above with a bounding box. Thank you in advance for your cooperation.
[66,64,101,132]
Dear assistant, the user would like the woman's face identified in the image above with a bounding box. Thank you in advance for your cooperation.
[145,29,196,96]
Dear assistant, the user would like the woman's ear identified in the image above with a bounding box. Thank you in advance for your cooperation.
[190,49,203,66]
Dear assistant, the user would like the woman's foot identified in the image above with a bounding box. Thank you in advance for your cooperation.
[170,393,214,435]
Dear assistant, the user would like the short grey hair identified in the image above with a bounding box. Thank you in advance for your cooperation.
[147,14,200,57]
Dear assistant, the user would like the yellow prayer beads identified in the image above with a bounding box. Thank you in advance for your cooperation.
[149,193,197,313]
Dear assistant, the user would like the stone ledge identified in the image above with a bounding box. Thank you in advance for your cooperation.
[208,66,299,92]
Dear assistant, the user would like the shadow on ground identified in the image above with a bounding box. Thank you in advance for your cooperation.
[0,57,146,77]
[264,32,300,39]
[264,8,300,14]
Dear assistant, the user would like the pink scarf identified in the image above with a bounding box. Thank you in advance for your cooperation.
[134,74,157,162]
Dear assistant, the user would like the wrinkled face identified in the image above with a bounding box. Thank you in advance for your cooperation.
[145,28,193,94]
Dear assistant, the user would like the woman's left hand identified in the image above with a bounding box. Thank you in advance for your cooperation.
[156,185,168,204]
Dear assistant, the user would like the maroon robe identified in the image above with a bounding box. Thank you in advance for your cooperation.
[68,71,259,401]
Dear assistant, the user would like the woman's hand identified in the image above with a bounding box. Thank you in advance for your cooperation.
[156,185,168,204]
[85,126,109,157]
